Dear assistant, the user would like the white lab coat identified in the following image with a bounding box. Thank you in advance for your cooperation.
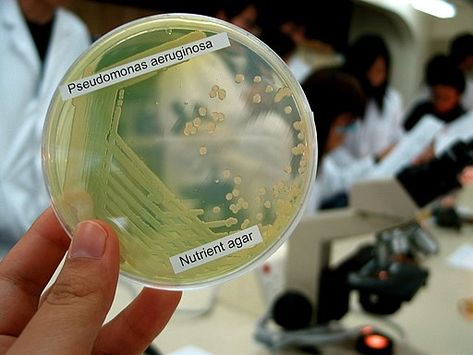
[0,0,90,246]
[305,110,473,215]
[305,149,375,214]
[434,110,473,155]
[343,87,405,158]
[304,88,404,214]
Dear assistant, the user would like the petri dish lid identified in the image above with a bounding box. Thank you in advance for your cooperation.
[42,13,317,290]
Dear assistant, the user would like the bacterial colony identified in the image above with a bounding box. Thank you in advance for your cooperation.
[43,18,315,289]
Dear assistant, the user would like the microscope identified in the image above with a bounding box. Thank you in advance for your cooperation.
[255,139,473,352]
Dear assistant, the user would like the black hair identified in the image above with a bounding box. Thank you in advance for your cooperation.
[259,26,296,62]
[302,68,365,163]
[449,33,473,68]
[211,1,258,20]
[343,34,391,113]
[425,54,465,93]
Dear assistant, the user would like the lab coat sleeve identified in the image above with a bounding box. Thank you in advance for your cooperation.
[434,110,473,155]
[304,180,324,215]
[386,88,405,143]
[341,87,406,158]
[317,148,376,202]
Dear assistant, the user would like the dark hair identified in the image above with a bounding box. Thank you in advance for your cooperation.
[259,27,296,62]
[213,1,257,20]
[425,54,465,93]
[302,68,365,162]
[343,34,391,112]
[449,33,473,67]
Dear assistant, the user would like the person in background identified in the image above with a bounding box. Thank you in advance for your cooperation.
[406,33,473,115]
[302,65,467,214]
[0,207,181,354]
[342,34,405,159]
[449,33,473,111]
[0,0,91,254]
[403,54,466,131]
[302,68,370,213]
[214,1,260,35]
[259,26,296,63]
[271,4,345,84]
[309,34,403,210]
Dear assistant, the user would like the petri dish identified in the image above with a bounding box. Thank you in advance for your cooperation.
[42,13,317,290]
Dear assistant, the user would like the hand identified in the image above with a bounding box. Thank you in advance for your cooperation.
[0,208,181,354]
[375,143,396,162]
[459,165,473,186]
[411,145,435,166]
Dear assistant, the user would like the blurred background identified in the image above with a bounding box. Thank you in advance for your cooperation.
[65,0,473,106]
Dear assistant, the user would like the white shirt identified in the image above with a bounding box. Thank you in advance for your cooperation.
[434,110,473,155]
[305,149,375,214]
[305,109,473,216]
[343,87,405,158]
[0,0,90,246]
[304,88,404,214]
[287,47,344,84]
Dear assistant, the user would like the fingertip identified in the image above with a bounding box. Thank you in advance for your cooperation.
[94,220,120,255]
[68,219,120,260]
[94,220,118,239]
[69,221,108,259]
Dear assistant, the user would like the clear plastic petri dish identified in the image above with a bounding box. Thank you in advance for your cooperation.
[42,13,317,290]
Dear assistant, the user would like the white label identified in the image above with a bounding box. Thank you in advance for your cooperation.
[169,225,263,274]
[60,32,231,100]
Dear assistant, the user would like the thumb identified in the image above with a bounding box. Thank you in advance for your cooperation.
[8,220,120,355]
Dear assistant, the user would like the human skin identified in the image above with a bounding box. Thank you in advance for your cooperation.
[0,208,181,355]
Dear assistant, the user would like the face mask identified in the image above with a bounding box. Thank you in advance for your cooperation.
[335,121,359,134]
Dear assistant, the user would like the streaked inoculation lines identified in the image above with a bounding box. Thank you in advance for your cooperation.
[97,90,238,280]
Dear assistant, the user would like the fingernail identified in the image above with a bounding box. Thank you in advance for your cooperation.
[69,221,107,259]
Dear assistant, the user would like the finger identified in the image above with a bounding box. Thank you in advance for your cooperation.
[0,208,70,337]
[94,288,181,355]
[7,220,120,355]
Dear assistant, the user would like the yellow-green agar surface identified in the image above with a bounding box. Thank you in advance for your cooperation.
[43,14,316,289]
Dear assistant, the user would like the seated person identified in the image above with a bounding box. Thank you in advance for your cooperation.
[301,68,368,213]
[342,34,405,160]
[404,54,466,131]
[303,65,466,213]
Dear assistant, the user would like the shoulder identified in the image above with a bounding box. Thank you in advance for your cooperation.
[404,101,433,130]
[406,101,433,120]
[0,0,23,27]
[56,8,90,39]
[327,147,357,166]
[385,86,403,106]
